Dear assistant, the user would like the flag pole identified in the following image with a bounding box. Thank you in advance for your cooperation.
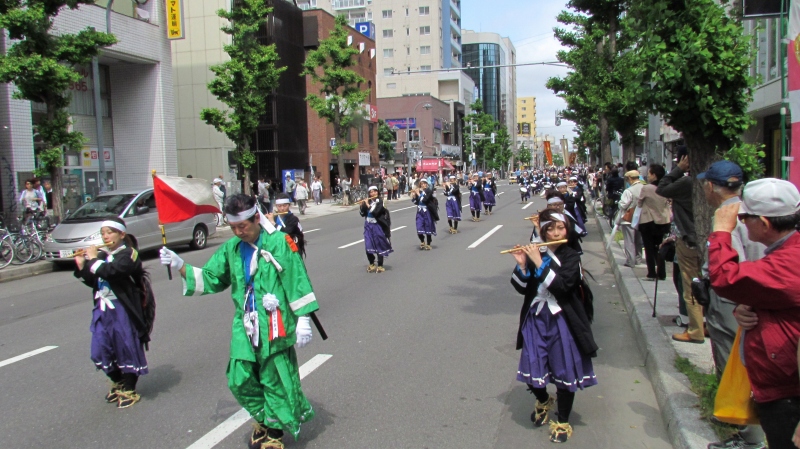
[152,170,172,280]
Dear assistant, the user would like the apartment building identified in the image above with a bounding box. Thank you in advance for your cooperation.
[516,96,536,153]
[0,0,175,214]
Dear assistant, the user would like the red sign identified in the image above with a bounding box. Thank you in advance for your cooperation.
[415,158,455,172]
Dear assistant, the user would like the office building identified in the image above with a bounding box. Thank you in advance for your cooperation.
[516,96,536,164]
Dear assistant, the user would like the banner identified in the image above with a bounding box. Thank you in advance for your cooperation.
[544,141,553,166]
[789,0,800,187]
[166,0,185,40]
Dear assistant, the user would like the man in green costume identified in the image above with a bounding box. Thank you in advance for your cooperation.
[160,194,318,449]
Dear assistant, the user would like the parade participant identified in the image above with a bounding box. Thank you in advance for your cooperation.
[444,175,462,234]
[74,216,150,409]
[159,194,319,449]
[567,176,587,223]
[532,191,584,255]
[468,173,485,222]
[411,178,436,250]
[510,209,598,443]
[360,186,392,272]
[483,173,497,215]
[268,193,306,258]
[520,172,531,203]
[213,178,225,226]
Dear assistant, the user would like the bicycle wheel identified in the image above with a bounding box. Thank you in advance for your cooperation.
[0,238,14,269]
[28,239,43,262]
[10,235,33,265]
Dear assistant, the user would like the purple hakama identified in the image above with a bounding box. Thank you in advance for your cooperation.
[364,221,393,256]
[445,197,461,220]
[415,207,436,235]
[517,305,596,392]
[469,191,482,211]
[482,188,496,206]
[90,300,149,376]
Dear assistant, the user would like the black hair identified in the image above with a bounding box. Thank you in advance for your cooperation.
[649,164,666,183]
[676,145,689,161]
[275,192,290,202]
[610,166,619,176]
[224,194,258,222]
[545,190,565,203]
[539,209,568,242]
[765,211,800,232]
[625,161,638,171]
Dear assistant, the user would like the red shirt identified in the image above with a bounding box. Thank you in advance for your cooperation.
[708,231,800,403]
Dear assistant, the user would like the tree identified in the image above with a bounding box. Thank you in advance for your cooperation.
[377,119,395,161]
[552,153,565,167]
[465,100,498,171]
[517,143,532,169]
[302,15,368,182]
[493,126,513,174]
[0,0,117,220]
[201,0,284,196]
[627,0,756,246]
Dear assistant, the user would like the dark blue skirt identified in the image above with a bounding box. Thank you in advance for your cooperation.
[416,208,436,235]
[364,221,393,256]
[483,189,496,206]
[90,300,149,376]
[446,197,461,220]
[517,304,596,392]
[469,192,482,211]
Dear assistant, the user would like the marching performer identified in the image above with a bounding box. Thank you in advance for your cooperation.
[159,194,319,449]
[411,178,436,249]
[468,173,485,222]
[443,175,462,234]
[520,171,531,203]
[360,186,392,272]
[510,209,598,443]
[483,173,497,215]
[268,193,306,258]
[74,217,150,409]
[529,192,584,255]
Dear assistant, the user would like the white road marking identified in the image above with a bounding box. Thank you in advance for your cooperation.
[339,227,406,249]
[467,225,503,249]
[305,229,320,233]
[497,192,505,196]
[522,202,533,210]
[390,205,415,212]
[391,226,407,232]
[185,354,332,449]
[0,346,58,369]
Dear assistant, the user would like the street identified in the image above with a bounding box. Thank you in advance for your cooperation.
[0,187,672,449]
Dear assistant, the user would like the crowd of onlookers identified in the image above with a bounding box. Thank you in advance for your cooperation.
[591,146,800,449]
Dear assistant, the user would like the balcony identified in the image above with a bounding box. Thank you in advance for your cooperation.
[450,36,461,53]
[450,17,461,35]
[450,0,461,17]
[332,0,366,10]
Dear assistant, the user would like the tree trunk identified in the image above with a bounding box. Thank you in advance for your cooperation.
[683,133,725,250]
[599,114,612,164]
[50,164,63,224]
[620,128,636,163]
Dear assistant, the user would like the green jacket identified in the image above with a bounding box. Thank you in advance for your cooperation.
[182,226,319,361]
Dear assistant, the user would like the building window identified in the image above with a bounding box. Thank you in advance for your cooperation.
[522,107,526,111]
[434,128,442,144]
[522,99,526,103]
[406,8,409,16]
[406,28,410,36]
[419,6,429,15]
[522,114,526,118]
[387,83,397,89]
[384,68,394,75]
[346,127,352,143]
[383,48,394,57]
[382,9,392,18]
[358,125,363,144]
[420,26,430,35]
[420,46,431,55]
[369,123,375,144]
[420,65,431,71]
[383,29,393,38]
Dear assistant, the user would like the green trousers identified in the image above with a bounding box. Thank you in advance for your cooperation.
[227,347,314,438]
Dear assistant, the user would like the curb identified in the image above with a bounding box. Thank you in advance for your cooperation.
[0,261,57,283]
[593,210,717,449]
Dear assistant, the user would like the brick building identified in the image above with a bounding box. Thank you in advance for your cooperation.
[303,9,378,195]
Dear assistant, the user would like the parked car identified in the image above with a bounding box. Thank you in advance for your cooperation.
[508,174,518,184]
[44,187,217,262]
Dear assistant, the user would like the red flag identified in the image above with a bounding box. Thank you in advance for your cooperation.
[152,175,221,224]
[544,141,553,166]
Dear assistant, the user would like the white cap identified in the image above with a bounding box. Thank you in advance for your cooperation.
[739,178,800,217]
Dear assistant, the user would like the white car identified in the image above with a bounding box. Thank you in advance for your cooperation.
[44,187,217,262]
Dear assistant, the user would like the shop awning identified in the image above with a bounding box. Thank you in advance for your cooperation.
[415,158,456,172]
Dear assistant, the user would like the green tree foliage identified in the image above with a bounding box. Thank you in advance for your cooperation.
[0,0,116,219]
[201,0,284,195]
[517,143,532,169]
[627,0,756,246]
[552,153,565,167]
[377,119,395,160]
[465,100,499,171]
[493,126,513,174]
[302,14,368,181]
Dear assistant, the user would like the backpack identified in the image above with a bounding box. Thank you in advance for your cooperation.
[137,269,156,350]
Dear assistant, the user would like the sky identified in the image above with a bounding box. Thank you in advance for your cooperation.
[460,0,577,145]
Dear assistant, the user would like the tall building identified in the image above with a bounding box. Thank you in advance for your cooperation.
[0,0,175,214]
[462,30,517,150]
[516,96,536,165]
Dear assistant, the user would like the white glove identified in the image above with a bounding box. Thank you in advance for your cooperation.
[159,247,184,271]
[295,316,312,348]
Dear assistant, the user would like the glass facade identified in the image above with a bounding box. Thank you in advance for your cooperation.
[462,43,506,122]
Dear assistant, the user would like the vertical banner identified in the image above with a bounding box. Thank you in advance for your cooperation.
[544,141,553,166]
[166,0,185,40]
[789,0,800,187]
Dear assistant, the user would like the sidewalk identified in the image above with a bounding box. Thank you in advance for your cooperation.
[593,208,718,449]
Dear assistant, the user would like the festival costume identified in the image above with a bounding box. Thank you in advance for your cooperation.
[75,244,149,407]
[444,183,462,233]
[468,180,484,221]
[483,178,497,213]
[413,186,436,249]
[275,210,305,258]
[360,197,393,271]
[510,243,597,442]
[181,224,318,439]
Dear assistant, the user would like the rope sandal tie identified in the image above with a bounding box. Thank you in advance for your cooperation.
[249,423,268,449]
[531,396,555,427]
[549,421,573,443]
[116,390,141,409]
[105,381,123,403]
[260,436,284,449]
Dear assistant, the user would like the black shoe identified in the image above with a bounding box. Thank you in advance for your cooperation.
[707,434,766,449]
[549,421,573,443]
[249,423,268,449]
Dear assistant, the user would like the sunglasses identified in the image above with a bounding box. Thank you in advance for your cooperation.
[737,213,759,223]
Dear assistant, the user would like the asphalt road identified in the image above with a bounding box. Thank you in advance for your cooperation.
[0,186,673,449]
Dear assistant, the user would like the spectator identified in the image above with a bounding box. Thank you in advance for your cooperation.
[383,174,394,201]
[615,170,644,267]
[657,146,704,344]
[340,177,352,206]
[284,174,296,204]
[257,177,271,213]
[605,166,624,201]
[42,179,53,214]
[217,174,227,204]
[698,161,767,449]
[637,164,672,281]
[708,178,800,449]
[212,178,225,226]
[391,173,399,199]
[294,180,309,214]
[310,177,323,205]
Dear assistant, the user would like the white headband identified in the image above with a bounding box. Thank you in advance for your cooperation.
[101,220,126,233]
[540,213,567,230]
[274,198,291,205]
[547,197,564,204]
[226,204,258,223]
[557,182,567,187]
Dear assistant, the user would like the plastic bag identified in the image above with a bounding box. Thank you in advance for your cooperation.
[631,206,643,229]
[713,329,759,425]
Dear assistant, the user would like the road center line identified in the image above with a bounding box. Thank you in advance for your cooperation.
[391,226,407,232]
[185,354,332,449]
[305,229,320,233]
[522,202,533,210]
[497,191,505,196]
[0,346,58,369]
[390,205,415,212]
[467,225,503,249]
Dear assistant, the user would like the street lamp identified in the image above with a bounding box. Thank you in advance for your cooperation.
[406,101,432,181]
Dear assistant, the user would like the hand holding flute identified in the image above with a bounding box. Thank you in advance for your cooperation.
[500,239,568,254]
